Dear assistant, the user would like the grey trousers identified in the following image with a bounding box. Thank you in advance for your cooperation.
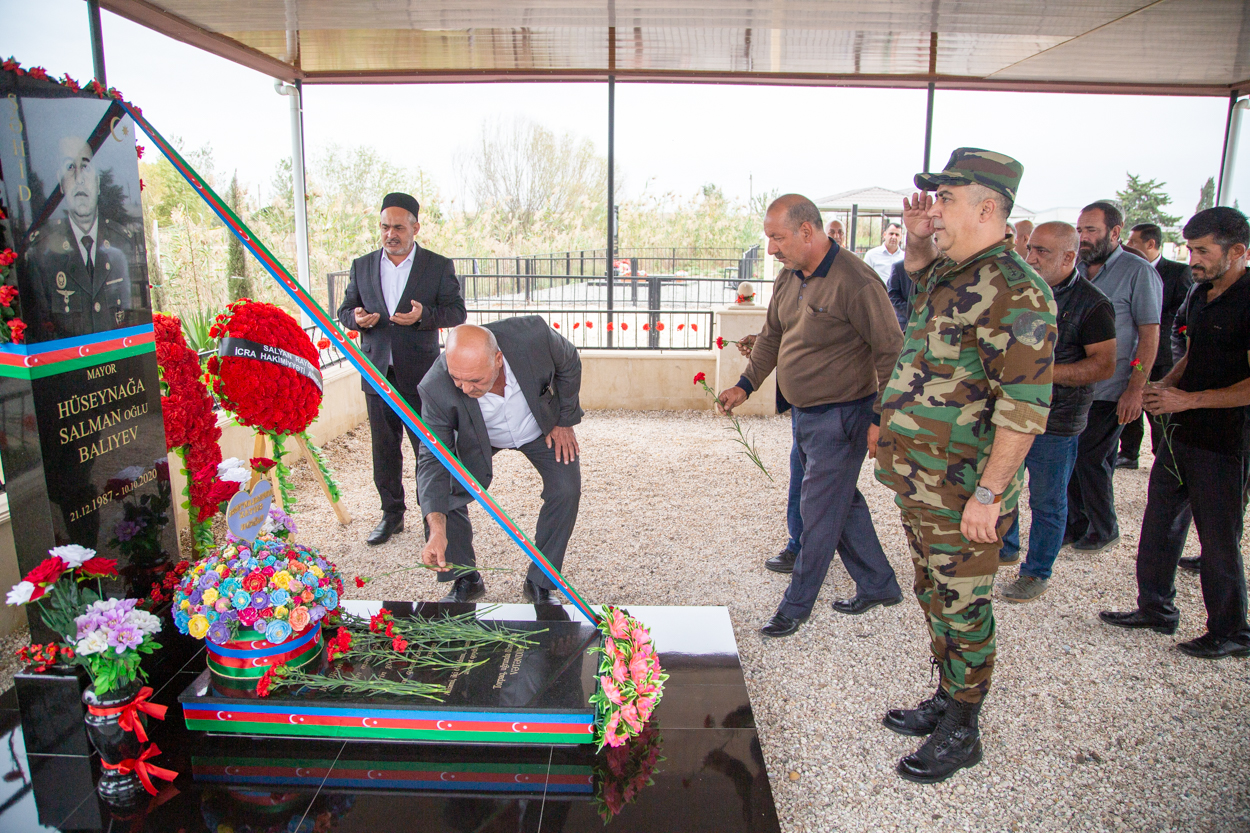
[431,435,581,590]
[777,396,901,619]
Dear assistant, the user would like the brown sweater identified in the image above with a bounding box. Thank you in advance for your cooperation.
[743,244,903,410]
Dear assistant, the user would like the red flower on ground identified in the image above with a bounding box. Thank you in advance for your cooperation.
[354,576,366,588]
[391,637,409,652]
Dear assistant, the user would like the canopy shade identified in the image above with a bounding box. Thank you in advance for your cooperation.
[102,0,1250,95]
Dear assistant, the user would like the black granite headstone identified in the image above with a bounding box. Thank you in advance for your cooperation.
[0,72,175,644]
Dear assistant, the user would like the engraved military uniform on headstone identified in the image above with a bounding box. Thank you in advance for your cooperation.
[0,73,174,642]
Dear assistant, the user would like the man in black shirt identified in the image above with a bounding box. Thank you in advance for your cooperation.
[1116,223,1194,468]
[998,223,1117,602]
[1101,207,1250,659]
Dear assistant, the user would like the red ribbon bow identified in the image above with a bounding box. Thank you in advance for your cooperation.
[101,743,178,796]
[86,687,168,743]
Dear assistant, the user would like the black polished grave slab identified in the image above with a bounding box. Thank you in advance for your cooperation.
[180,601,601,744]
[0,604,780,832]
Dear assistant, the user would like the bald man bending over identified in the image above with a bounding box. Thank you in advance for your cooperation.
[416,317,583,604]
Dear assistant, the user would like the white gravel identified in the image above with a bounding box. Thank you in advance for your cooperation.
[6,408,1249,830]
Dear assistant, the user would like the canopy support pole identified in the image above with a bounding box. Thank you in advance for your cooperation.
[1217,91,1247,206]
[87,0,107,87]
[606,73,615,345]
[275,80,312,324]
[922,82,936,172]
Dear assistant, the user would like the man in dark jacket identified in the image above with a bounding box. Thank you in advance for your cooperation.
[886,260,914,331]
[336,192,466,546]
[1116,223,1193,468]
[998,222,1116,602]
[418,318,582,604]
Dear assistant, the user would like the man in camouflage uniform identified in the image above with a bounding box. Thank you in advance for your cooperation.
[25,136,145,340]
[870,149,1056,783]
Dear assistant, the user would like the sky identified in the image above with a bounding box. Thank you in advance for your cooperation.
[4,0,1249,225]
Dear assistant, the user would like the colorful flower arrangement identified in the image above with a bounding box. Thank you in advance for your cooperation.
[594,721,664,822]
[5,545,165,695]
[154,311,223,553]
[693,372,772,480]
[205,298,340,507]
[171,538,343,647]
[589,606,667,750]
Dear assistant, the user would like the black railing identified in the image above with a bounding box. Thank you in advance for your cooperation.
[327,245,762,351]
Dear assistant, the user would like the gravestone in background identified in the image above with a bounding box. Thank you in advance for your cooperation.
[0,73,175,644]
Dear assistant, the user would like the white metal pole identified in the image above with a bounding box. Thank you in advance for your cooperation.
[1218,98,1249,207]
[275,80,312,325]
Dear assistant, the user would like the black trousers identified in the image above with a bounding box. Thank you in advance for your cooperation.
[366,369,424,516]
[1067,400,1124,543]
[1137,439,1250,641]
[431,436,581,591]
[1119,412,1167,461]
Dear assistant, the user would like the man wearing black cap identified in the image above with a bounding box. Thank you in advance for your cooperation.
[337,192,466,545]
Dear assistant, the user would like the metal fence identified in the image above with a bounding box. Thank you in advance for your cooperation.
[326,245,764,350]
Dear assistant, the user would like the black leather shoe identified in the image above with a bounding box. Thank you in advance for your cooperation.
[1178,556,1202,573]
[1115,456,1138,470]
[1073,534,1120,553]
[999,549,1020,565]
[764,549,799,574]
[439,574,486,603]
[896,699,983,783]
[1098,609,1177,635]
[1176,632,1250,659]
[759,612,807,638]
[883,683,953,737]
[832,594,903,615]
[366,514,403,546]
[523,580,555,605]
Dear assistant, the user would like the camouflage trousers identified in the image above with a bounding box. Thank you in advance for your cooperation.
[897,503,1012,704]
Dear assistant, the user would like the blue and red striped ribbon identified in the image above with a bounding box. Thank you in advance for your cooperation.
[120,102,599,624]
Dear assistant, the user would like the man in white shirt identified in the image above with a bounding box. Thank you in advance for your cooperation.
[863,223,905,282]
[418,319,583,604]
[337,192,466,546]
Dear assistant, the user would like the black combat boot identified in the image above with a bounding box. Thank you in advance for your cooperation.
[882,682,952,736]
[895,698,983,784]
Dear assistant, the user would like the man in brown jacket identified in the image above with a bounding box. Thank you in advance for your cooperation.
[719,194,904,637]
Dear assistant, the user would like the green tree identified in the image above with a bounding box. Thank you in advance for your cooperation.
[1196,176,1215,213]
[1116,173,1181,234]
[225,172,253,301]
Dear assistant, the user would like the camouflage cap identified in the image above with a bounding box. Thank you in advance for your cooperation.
[914,148,1023,202]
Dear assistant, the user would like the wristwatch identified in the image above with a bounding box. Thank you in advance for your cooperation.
[974,485,1003,506]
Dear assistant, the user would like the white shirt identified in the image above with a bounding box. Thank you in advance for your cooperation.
[72,216,99,267]
[379,245,415,316]
[1148,253,1162,269]
[477,357,543,449]
[863,244,905,283]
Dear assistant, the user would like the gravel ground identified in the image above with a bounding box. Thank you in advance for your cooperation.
[5,409,1248,830]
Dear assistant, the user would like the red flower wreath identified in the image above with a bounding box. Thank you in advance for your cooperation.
[206,300,322,435]
[154,313,224,522]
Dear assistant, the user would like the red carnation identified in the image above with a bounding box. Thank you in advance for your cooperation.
[585,321,593,329]
[346,330,358,340]
[552,322,560,329]
[316,337,330,350]
[716,336,725,349]
[657,322,665,331]
[391,637,409,652]
[354,576,366,588]
[691,324,698,331]
[250,457,276,473]
[642,323,649,331]
[693,372,706,385]
[677,324,685,330]
[621,323,628,330]
[607,322,614,331]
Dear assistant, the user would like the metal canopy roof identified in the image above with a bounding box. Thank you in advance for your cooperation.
[100,0,1250,95]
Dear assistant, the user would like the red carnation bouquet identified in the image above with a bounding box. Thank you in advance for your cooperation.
[0,242,27,343]
[154,312,224,553]
[206,299,340,507]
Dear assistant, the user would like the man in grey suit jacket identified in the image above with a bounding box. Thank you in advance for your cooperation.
[418,317,583,604]
[336,192,466,546]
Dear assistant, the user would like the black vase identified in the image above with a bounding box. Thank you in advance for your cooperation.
[82,679,145,802]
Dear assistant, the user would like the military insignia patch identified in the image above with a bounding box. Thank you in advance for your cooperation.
[56,271,67,289]
[1012,311,1047,346]
[62,240,71,252]
[94,302,101,312]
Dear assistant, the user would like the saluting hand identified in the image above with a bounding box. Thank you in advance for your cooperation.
[391,300,423,326]
[902,193,936,240]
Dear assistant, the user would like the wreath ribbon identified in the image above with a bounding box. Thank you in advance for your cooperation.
[218,335,323,392]
[86,686,167,743]
[101,743,179,796]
